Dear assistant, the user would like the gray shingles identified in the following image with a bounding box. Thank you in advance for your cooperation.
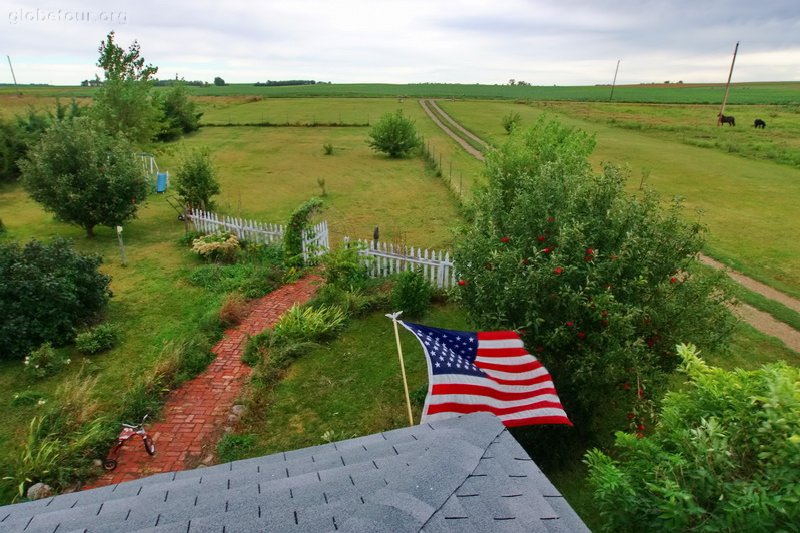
[0,413,589,532]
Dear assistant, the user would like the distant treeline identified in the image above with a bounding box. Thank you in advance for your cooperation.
[80,79,210,87]
[254,80,332,87]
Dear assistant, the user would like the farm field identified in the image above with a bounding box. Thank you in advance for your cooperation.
[436,99,800,298]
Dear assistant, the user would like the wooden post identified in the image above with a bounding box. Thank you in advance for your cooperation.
[718,42,739,124]
[609,59,620,101]
[386,311,414,426]
[116,226,127,266]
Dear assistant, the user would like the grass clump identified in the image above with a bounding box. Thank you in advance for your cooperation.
[75,323,119,355]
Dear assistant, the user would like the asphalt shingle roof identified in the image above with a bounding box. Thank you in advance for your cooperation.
[0,412,589,532]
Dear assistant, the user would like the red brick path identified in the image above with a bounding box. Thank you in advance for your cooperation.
[84,276,321,488]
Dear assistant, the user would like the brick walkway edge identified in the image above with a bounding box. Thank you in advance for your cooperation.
[84,276,321,489]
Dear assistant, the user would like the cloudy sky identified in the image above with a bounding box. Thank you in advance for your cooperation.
[2,0,798,86]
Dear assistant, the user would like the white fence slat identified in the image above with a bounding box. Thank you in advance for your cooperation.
[345,237,455,288]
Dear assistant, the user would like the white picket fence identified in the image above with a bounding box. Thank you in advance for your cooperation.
[186,209,329,261]
[345,238,455,288]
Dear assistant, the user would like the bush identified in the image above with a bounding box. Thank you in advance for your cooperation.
[0,238,112,360]
[24,343,71,378]
[284,197,323,267]
[454,116,735,434]
[219,293,249,328]
[174,148,221,211]
[367,110,421,158]
[191,231,240,263]
[501,111,522,134]
[323,143,334,155]
[585,344,800,532]
[319,245,370,289]
[391,269,433,318]
[75,323,119,355]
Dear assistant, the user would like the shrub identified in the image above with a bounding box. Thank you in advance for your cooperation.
[454,116,735,436]
[323,143,334,155]
[174,148,221,211]
[585,344,800,532]
[0,238,112,360]
[501,111,522,134]
[191,231,240,263]
[219,293,249,328]
[284,197,323,267]
[367,110,421,158]
[391,269,433,318]
[319,245,370,289]
[24,343,71,378]
[75,323,119,355]
[272,304,347,344]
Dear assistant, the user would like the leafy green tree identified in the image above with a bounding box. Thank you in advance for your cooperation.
[367,110,420,158]
[585,344,799,532]
[174,148,221,210]
[0,238,112,359]
[213,76,226,86]
[20,117,149,237]
[92,31,163,144]
[157,82,203,141]
[453,116,734,433]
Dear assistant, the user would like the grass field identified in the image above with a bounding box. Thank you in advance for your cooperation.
[436,99,800,298]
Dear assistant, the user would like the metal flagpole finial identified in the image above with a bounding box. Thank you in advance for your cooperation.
[385,311,403,320]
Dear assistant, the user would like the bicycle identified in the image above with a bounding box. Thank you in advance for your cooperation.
[103,414,156,470]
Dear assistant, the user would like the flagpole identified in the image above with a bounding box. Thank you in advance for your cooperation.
[386,311,414,426]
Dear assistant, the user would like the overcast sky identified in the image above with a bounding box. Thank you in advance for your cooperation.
[2,0,798,86]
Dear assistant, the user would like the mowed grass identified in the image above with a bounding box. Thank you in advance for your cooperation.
[436,100,800,298]
[161,124,462,248]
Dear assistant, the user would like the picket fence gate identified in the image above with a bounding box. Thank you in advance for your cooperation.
[344,238,455,288]
[186,209,329,261]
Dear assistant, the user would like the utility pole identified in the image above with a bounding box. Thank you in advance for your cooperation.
[718,42,739,124]
[7,56,21,97]
[609,60,621,101]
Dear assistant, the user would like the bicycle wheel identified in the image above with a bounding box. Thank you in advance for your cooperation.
[103,459,118,470]
[143,437,156,456]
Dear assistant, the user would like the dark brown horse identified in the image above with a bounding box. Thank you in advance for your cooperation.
[718,114,736,126]
[754,118,766,129]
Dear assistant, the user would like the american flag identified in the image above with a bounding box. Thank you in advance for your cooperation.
[401,321,572,427]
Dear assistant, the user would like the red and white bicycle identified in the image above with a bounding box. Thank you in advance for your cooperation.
[103,415,156,470]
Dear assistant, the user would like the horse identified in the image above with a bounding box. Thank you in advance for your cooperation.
[718,114,736,126]
[754,118,766,129]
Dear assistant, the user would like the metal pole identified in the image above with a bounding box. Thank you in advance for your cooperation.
[718,42,739,125]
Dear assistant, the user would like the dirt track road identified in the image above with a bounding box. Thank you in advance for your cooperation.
[423,98,800,354]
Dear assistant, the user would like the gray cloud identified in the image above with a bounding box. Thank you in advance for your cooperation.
[1,0,797,85]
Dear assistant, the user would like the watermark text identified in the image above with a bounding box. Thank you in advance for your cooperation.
[8,8,127,25]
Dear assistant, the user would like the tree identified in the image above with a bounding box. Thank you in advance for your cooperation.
[91,31,163,144]
[0,238,111,360]
[585,344,799,532]
[214,76,226,86]
[501,111,521,134]
[174,148,221,211]
[367,110,420,158]
[20,117,150,237]
[157,82,203,141]
[453,116,734,434]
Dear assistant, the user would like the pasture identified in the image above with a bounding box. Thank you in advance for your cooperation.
[436,99,800,298]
